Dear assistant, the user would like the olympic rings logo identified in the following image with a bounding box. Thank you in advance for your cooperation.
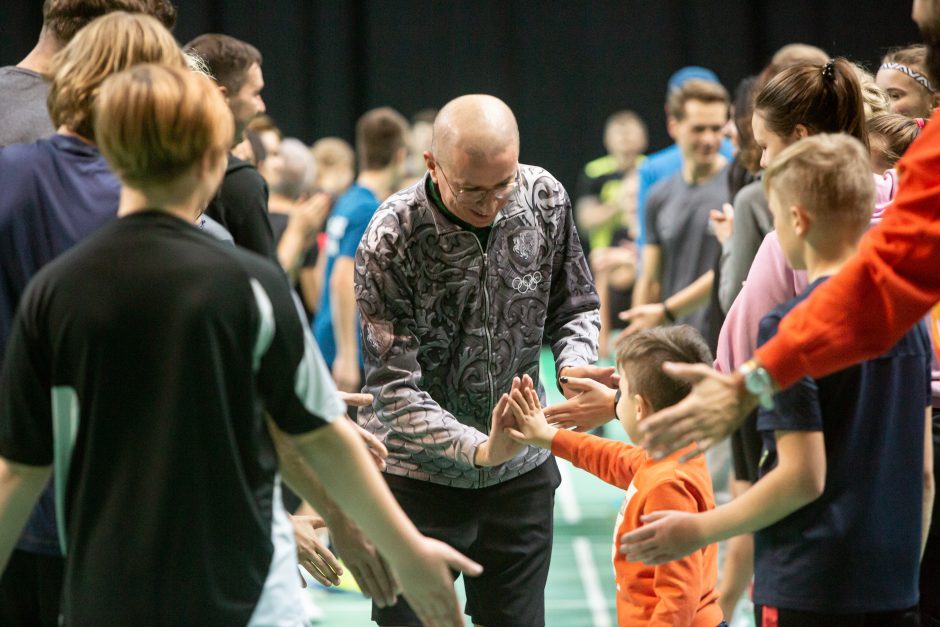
[512,271,543,294]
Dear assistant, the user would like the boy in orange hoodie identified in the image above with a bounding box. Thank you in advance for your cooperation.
[504,328,724,626]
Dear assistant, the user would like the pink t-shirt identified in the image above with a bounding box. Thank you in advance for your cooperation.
[715,169,898,373]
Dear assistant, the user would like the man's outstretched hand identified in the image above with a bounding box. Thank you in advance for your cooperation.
[639,362,758,460]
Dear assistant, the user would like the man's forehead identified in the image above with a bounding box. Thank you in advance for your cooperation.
[680,100,728,124]
[447,148,518,186]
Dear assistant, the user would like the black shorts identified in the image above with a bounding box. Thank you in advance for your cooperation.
[0,549,64,627]
[730,408,761,483]
[373,458,561,627]
[755,605,920,626]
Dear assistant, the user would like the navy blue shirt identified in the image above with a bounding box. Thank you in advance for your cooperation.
[0,134,120,555]
[754,277,931,613]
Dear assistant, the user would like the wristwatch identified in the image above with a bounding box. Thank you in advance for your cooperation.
[738,359,776,410]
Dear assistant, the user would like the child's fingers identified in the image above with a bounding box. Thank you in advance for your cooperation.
[527,387,541,409]
[504,427,527,442]
[506,393,526,420]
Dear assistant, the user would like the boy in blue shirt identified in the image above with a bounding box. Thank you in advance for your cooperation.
[621,133,934,626]
[313,107,408,392]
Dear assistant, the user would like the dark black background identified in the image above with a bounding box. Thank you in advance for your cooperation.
[1,1,919,190]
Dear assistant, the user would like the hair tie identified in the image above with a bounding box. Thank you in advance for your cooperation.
[916,117,927,129]
[880,62,936,92]
[821,60,836,82]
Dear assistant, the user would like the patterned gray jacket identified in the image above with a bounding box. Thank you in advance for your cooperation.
[354,165,600,488]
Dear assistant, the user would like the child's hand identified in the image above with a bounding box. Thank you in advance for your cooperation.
[504,380,557,449]
[474,377,527,467]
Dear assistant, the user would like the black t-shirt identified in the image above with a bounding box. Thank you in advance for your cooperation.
[205,154,277,262]
[754,277,931,613]
[0,211,343,625]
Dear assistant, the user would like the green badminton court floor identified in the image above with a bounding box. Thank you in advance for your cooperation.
[310,347,754,626]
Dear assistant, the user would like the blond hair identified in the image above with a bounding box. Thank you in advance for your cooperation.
[868,113,923,169]
[47,12,185,141]
[854,64,891,120]
[95,63,234,188]
[763,133,874,238]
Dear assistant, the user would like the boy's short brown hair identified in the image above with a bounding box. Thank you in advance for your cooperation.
[356,107,408,171]
[183,34,262,94]
[41,0,177,43]
[47,11,185,141]
[615,326,712,412]
[666,79,730,121]
[763,133,874,238]
[95,63,234,188]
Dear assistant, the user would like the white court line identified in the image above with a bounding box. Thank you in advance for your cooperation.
[573,537,612,627]
[557,459,581,524]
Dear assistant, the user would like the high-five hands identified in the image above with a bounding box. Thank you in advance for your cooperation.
[473,374,535,467]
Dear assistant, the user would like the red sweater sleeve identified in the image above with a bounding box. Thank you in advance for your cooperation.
[756,112,940,389]
[551,429,643,490]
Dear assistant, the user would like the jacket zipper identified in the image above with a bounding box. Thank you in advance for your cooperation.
[475,234,494,487]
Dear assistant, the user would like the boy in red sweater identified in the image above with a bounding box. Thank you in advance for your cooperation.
[504,329,724,626]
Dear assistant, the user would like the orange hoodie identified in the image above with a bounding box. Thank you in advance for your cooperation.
[552,429,723,627]
[755,106,940,389]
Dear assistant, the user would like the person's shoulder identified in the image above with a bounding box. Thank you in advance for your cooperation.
[336,184,381,218]
[583,155,617,179]
[0,137,68,189]
[734,179,766,205]
[640,144,681,173]
[519,163,568,201]
[223,154,265,186]
[639,456,711,509]
[647,170,682,202]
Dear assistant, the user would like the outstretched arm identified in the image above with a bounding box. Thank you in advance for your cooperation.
[275,417,480,626]
[621,430,825,564]
[0,458,51,572]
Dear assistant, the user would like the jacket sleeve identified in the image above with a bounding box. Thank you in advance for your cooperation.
[756,115,940,389]
[544,181,600,371]
[551,429,641,489]
[355,209,487,468]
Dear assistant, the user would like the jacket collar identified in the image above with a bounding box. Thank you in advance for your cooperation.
[419,170,527,236]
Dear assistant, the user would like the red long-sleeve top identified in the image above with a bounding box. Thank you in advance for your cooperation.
[756,108,940,388]
[552,429,722,627]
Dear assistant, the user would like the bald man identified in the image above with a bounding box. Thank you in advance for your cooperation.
[354,94,601,626]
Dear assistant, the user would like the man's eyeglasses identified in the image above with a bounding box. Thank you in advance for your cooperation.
[435,162,519,208]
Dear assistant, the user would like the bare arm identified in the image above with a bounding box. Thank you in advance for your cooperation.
[330,256,360,393]
[621,430,825,564]
[576,195,620,232]
[278,194,330,283]
[0,458,52,572]
[632,244,662,307]
[620,270,714,336]
[272,417,480,625]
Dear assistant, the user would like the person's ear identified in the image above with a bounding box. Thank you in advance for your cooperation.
[634,394,652,422]
[217,84,230,103]
[792,204,812,237]
[666,116,679,141]
[793,123,811,140]
[424,151,438,182]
